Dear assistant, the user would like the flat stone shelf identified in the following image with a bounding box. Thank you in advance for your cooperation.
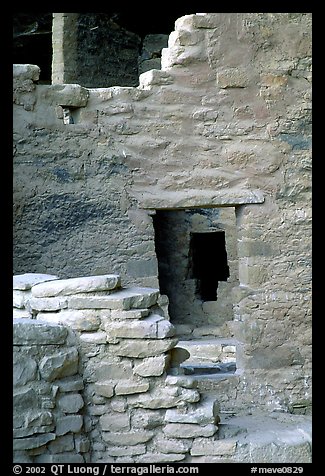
[181,362,236,376]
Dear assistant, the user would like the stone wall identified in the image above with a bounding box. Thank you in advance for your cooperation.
[13,273,312,464]
[13,13,312,412]
[13,273,224,463]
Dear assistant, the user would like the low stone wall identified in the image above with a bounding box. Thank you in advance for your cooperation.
[13,273,226,463]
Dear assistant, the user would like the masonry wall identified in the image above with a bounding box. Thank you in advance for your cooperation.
[13,273,224,463]
[13,273,312,464]
[13,13,312,411]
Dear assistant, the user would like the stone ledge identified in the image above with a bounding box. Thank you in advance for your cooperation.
[13,273,59,291]
[32,274,121,298]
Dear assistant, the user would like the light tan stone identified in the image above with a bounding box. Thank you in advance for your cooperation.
[109,338,178,358]
[100,413,130,431]
[94,381,115,398]
[163,423,218,438]
[32,274,121,297]
[28,296,68,311]
[133,355,170,377]
[102,431,154,446]
[191,438,237,456]
[115,380,150,395]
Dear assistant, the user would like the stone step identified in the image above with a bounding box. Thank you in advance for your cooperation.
[67,287,160,310]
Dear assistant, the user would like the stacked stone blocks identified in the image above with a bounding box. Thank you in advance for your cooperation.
[14,273,240,463]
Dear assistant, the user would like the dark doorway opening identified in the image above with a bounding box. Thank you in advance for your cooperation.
[153,210,231,324]
[188,232,230,301]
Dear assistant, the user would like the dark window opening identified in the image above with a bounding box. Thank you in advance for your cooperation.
[13,13,53,84]
[188,232,230,301]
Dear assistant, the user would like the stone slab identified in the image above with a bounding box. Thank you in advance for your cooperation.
[31,274,121,297]
[13,273,59,290]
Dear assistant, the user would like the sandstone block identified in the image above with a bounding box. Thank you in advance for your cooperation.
[13,273,59,290]
[57,393,84,413]
[46,83,89,107]
[13,353,37,386]
[14,425,54,438]
[49,309,101,331]
[131,409,165,429]
[111,398,128,413]
[13,408,53,434]
[110,309,150,320]
[75,436,90,453]
[13,290,31,308]
[165,397,220,425]
[139,69,174,89]
[155,436,192,454]
[94,381,115,398]
[55,376,84,392]
[169,29,205,48]
[39,348,79,381]
[106,314,161,339]
[13,308,32,319]
[13,433,55,450]
[174,13,222,31]
[13,319,68,345]
[128,386,200,409]
[68,287,159,310]
[191,438,237,456]
[163,423,218,439]
[96,360,133,380]
[102,430,154,446]
[100,413,130,431]
[161,44,205,68]
[157,319,175,338]
[79,332,107,344]
[56,415,83,436]
[32,274,121,297]
[115,380,150,395]
[165,375,198,389]
[88,405,108,416]
[13,64,40,82]
[48,434,75,453]
[28,296,68,311]
[106,314,174,340]
[133,355,170,377]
